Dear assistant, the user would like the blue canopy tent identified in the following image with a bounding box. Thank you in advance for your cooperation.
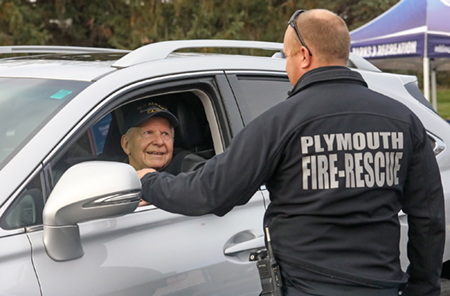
[350,0,450,110]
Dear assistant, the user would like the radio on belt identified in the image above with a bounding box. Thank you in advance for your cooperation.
[249,226,283,296]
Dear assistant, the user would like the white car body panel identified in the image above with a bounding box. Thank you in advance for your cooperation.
[0,234,41,295]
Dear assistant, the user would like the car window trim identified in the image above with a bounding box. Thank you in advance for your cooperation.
[225,70,287,76]
[215,74,245,136]
[226,74,253,125]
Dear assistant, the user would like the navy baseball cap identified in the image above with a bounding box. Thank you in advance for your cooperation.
[123,102,179,133]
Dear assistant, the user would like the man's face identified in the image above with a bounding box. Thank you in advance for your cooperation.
[284,27,300,86]
[121,116,174,171]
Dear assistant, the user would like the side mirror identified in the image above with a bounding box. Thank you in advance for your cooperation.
[43,161,141,262]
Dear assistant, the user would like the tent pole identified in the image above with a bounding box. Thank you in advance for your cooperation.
[431,69,437,111]
[423,57,430,101]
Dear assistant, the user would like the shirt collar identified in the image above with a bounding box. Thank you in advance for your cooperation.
[288,66,368,98]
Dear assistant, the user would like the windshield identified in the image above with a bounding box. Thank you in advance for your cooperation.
[0,78,91,169]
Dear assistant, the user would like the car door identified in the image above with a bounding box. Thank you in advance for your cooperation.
[24,73,267,296]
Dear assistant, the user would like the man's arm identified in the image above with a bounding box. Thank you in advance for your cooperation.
[139,115,284,216]
[402,127,445,295]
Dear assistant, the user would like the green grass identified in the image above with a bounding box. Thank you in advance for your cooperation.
[437,88,450,120]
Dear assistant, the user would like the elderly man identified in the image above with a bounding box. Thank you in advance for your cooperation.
[121,102,178,172]
[138,9,445,296]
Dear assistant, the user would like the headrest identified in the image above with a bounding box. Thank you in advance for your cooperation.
[172,102,204,150]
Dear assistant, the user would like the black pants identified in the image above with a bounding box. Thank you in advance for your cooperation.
[282,279,401,296]
[278,261,402,296]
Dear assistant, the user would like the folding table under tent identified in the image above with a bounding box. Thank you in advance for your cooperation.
[350,0,450,110]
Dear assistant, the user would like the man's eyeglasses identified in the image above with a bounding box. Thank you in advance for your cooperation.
[288,10,312,56]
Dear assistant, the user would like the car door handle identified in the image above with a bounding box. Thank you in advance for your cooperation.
[224,236,265,256]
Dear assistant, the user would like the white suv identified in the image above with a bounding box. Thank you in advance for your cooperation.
[0,40,449,295]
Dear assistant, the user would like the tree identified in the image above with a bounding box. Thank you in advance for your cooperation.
[0,0,400,49]
[0,1,50,45]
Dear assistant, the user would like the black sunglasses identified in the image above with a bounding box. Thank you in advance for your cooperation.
[288,10,312,56]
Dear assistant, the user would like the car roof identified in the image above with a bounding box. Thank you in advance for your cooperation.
[0,58,117,81]
[0,40,382,82]
[0,46,129,81]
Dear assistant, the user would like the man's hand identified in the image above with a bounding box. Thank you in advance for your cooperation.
[137,168,156,206]
[139,199,150,207]
[137,168,156,179]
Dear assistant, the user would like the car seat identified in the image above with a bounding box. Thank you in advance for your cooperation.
[163,101,209,174]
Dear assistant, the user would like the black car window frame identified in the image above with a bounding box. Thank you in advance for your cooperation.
[226,73,291,125]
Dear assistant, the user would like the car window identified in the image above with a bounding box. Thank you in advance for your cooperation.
[0,78,91,170]
[88,113,112,155]
[49,90,217,189]
[50,113,113,186]
[228,75,292,123]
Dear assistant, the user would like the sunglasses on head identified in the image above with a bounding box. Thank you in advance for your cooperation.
[288,10,312,56]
